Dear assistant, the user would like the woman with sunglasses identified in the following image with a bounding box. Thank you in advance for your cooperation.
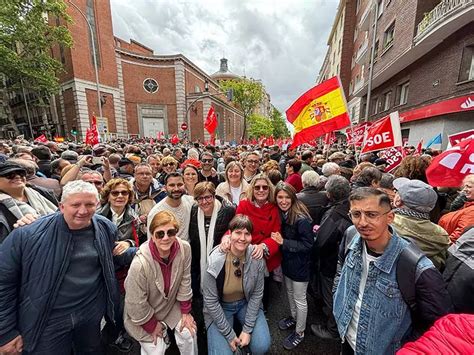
[183,164,199,196]
[203,214,271,355]
[0,161,57,244]
[188,181,235,352]
[234,173,281,309]
[215,161,249,206]
[124,210,197,355]
[271,182,313,350]
[97,178,142,258]
[157,156,178,185]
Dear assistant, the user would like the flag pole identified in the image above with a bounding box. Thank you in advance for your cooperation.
[336,75,359,165]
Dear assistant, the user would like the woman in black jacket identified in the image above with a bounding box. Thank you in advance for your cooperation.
[271,182,313,350]
[188,181,235,353]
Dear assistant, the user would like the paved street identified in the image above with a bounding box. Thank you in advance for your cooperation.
[106,279,341,355]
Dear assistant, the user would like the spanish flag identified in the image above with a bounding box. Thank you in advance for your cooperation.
[286,76,350,148]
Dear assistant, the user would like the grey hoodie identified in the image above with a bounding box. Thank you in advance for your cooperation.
[203,245,265,342]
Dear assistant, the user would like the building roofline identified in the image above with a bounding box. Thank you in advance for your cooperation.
[115,47,220,87]
[327,0,345,45]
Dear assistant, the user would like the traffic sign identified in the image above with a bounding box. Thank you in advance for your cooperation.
[181,122,188,131]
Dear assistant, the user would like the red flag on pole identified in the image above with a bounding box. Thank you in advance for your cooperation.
[170,134,180,145]
[426,137,474,187]
[85,115,100,145]
[323,132,336,145]
[413,139,423,156]
[205,107,218,135]
[34,134,47,143]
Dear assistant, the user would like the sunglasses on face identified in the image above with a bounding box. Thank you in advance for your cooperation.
[154,228,178,239]
[232,257,242,278]
[254,185,269,191]
[110,190,129,197]
[201,159,213,163]
[87,180,103,186]
[163,163,176,167]
[0,171,26,180]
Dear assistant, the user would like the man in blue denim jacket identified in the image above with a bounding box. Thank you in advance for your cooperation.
[333,187,451,355]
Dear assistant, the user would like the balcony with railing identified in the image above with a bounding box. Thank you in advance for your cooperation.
[415,0,473,43]
[355,38,369,65]
[358,2,373,31]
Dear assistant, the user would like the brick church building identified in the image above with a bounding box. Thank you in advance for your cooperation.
[41,0,242,142]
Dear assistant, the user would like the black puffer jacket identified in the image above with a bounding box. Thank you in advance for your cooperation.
[189,196,235,296]
[297,186,329,226]
[314,198,352,278]
[280,214,314,282]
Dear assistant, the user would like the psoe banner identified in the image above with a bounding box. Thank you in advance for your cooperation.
[346,122,372,147]
[380,146,404,172]
[448,129,474,146]
[361,112,402,154]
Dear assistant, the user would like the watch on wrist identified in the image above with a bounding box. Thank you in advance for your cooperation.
[262,243,270,257]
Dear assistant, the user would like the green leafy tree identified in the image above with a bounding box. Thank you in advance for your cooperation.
[247,113,272,139]
[220,78,264,140]
[0,0,72,135]
[271,107,290,138]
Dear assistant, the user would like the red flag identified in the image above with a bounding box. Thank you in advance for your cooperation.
[170,134,180,145]
[413,139,423,156]
[286,76,350,149]
[157,131,163,140]
[266,136,275,146]
[426,137,474,187]
[85,115,100,145]
[323,132,336,145]
[361,112,402,154]
[205,107,218,135]
[34,134,47,143]
[150,138,154,145]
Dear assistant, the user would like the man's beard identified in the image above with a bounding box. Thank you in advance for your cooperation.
[167,190,184,200]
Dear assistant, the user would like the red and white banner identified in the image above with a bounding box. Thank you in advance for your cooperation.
[380,146,405,172]
[426,137,474,187]
[34,134,48,143]
[361,112,402,154]
[448,129,474,147]
[85,115,100,146]
[324,131,337,145]
[346,122,371,147]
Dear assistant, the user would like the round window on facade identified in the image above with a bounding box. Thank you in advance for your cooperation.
[143,78,159,94]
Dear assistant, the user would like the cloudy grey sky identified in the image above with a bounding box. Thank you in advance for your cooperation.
[110,0,338,115]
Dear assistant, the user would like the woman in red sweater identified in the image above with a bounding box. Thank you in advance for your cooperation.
[235,173,282,272]
[235,173,281,310]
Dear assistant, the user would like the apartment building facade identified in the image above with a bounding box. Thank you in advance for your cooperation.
[347,0,474,148]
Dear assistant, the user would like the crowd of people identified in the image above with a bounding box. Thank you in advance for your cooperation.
[0,137,472,355]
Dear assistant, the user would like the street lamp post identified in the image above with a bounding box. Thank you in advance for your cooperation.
[68,1,103,133]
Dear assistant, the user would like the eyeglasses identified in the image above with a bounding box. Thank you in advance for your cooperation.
[246,159,260,164]
[0,171,26,179]
[163,163,176,167]
[254,185,269,191]
[232,257,242,278]
[196,194,214,203]
[154,228,178,239]
[201,159,213,163]
[110,190,129,197]
[348,210,392,221]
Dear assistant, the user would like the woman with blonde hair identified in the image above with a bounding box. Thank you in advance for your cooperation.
[157,156,178,185]
[215,161,249,205]
[124,210,197,355]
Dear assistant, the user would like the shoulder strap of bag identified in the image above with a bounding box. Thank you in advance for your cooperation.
[396,241,424,314]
